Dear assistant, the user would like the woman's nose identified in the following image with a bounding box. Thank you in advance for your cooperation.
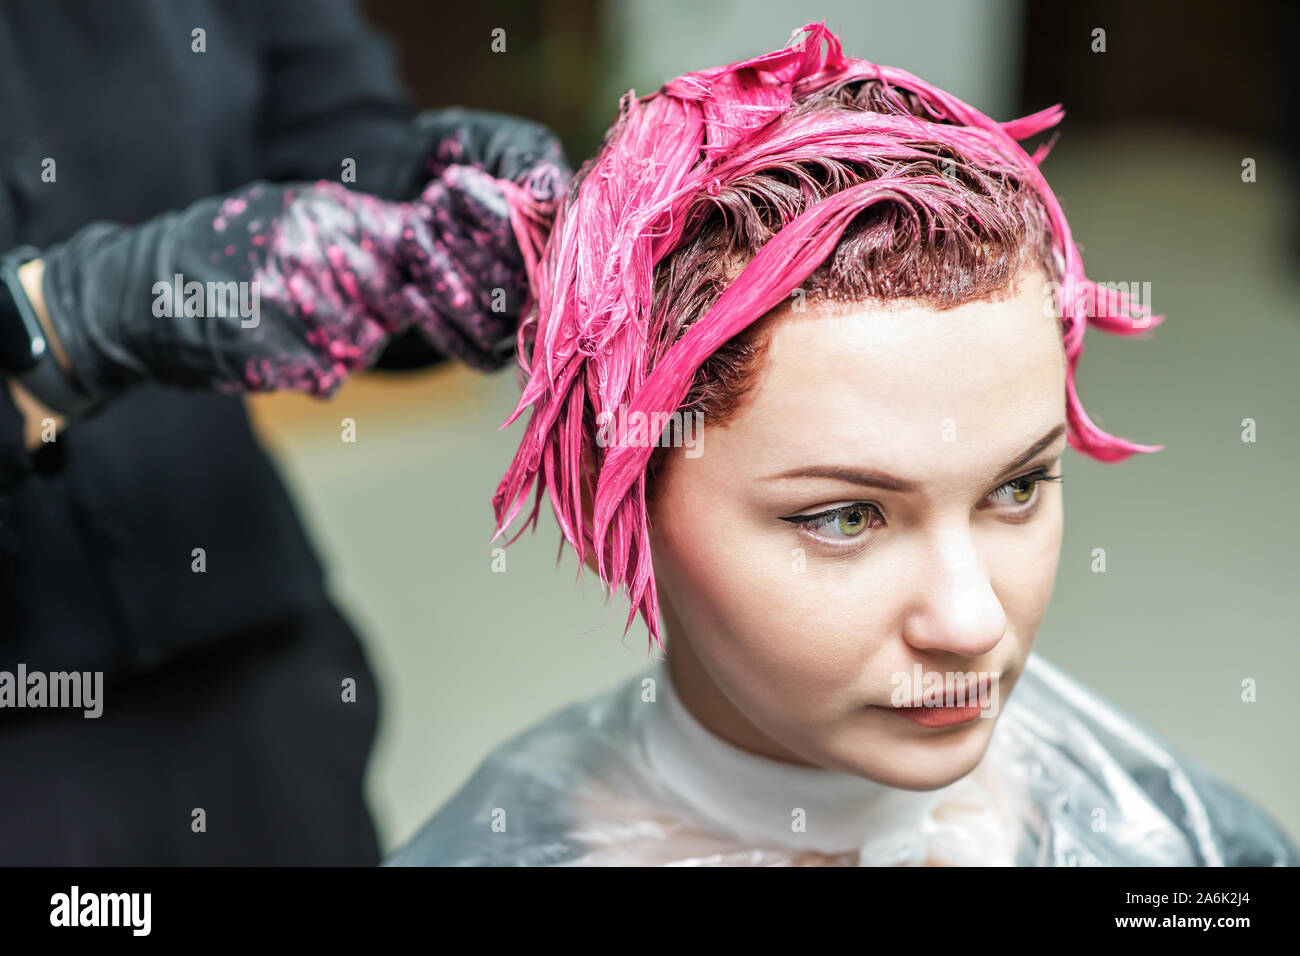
[900,529,1007,658]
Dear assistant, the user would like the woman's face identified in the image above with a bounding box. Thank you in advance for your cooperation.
[648,269,1067,790]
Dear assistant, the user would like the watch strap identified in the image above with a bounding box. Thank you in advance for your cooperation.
[1,247,101,419]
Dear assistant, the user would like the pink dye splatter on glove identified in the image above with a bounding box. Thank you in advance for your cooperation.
[199,159,566,395]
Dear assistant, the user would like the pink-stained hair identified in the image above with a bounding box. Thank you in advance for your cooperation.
[492,21,1164,653]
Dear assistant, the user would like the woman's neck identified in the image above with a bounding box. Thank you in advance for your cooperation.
[663,623,816,765]
[644,654,956,858]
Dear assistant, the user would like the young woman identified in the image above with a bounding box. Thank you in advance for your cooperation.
[388,22,1298,866]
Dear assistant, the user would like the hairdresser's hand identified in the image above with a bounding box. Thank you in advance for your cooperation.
[21,167,555,414]
[393,106,571,365]
[409,106,571,197]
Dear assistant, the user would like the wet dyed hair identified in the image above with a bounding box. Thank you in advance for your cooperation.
[494,21,1163,652]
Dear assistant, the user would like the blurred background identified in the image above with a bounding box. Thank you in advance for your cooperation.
[241,0,1300,854]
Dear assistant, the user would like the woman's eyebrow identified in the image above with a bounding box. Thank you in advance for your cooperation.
[760,423,1068,492]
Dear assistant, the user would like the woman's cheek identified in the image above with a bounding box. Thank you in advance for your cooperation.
[653,500,845,689]
[991,494,1064,652]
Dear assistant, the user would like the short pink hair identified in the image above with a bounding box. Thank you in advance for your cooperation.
[493,21,1163,652]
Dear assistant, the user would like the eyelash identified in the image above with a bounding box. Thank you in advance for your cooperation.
[779,468,1064,549]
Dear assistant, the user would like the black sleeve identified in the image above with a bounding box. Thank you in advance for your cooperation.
[0,384,32,558]
[252,0,449,371]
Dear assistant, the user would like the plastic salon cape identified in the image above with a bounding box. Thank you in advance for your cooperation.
[386,653,1298,866]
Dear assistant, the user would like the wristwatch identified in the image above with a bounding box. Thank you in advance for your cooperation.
[0,245,98,418]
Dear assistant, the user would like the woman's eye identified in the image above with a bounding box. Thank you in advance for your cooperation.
[783,503,882,541]
[984,472,1062,509]
[780,471,1061,544]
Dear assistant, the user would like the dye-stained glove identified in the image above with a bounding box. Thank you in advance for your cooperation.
[402,106,573,202]
[26,108,569,410]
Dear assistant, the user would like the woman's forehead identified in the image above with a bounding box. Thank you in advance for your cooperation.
[751,281,1062,407]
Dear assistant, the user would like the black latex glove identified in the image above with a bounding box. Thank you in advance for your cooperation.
[404,105,574,198]
[29,108,569,407]
[374,106,572,370]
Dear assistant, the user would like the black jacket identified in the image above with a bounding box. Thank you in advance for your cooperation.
[0,0,444,676]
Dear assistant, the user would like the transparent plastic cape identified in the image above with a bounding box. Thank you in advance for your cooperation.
[386,654,1298,866]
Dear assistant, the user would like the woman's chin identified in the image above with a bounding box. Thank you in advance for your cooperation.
[836,715,999,791]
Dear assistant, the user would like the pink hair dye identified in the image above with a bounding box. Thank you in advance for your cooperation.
[492,21,1164,652]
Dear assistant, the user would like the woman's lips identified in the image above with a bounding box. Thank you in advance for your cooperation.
[875,674,996,727]
[881,703,985,728]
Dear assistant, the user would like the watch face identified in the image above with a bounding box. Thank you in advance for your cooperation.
[0,270,43,372]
